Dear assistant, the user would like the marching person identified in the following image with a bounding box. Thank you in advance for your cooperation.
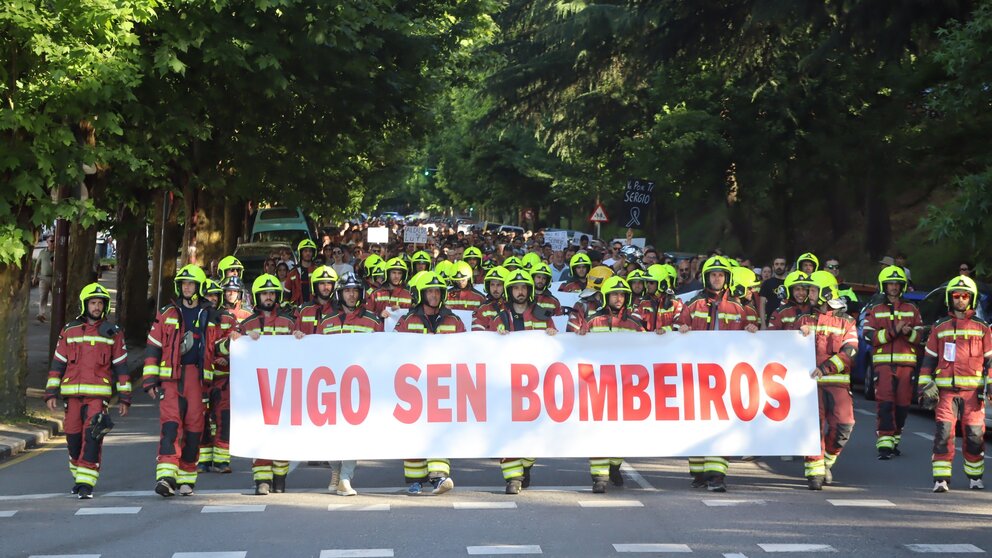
[575,276,645,493]
[861,266,922,460]
[677,256,752,492]
[559,252,591,292]
[45,283,130,499]
[287,239,320,305]
[796,252,819,275]
[463,246,486,283]
[310,272,384,496]
[565,265,614,333]
[142,265,212,497]
[798,270,859,490]
[643,264,682,334]
[410,250,433,275]
[394,271,466,495]
[223,274,297,495]
[216,255,244,280]
[196,279,224,472]
[489,269,558,494]
[472,266,507,331]
[917,275,992,492]
[730,267,762,328]
[531,261,563,316]
[368,257,413,319]
[295,265,339,335]
[446,261,487,312]
[767,271,813,331]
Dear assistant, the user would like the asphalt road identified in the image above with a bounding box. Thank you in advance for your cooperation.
[1,391,991,558]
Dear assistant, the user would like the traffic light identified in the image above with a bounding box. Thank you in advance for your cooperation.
[423,167,437,177]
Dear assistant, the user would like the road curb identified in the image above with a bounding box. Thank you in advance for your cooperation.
[0,416,63,462]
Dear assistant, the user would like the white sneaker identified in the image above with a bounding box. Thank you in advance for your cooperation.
[933,480,950,493]
[336,478,357,496]
[327,469,340,493]
[970,479,984,490]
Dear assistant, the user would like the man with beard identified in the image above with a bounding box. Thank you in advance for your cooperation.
[288,239,320,305]
[472,266,507,331]
[295,266,339,335]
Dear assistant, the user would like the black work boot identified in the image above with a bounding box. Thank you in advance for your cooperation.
[272,474,286,493]
[521,466,532,489]
[807,476,824,491]
[877,448,893,460]
[609,463,624,487]
[592,476,609,494]
[505,479,522,495]
[691,474,707,488]
[255,481,271,496]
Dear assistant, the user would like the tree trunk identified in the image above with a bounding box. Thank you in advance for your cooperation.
[181,181,197,267]
[222,198,243,254]
[865,184,891,260]
[194,189,226,274]
[0,232,32,417]
[150,189,182,309]
[117,201,152,347]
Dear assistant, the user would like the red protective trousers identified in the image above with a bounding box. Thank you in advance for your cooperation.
[932,389,985,480]
[805,385,855,477]
[874,364,914,441]
[64,397,107,486]
[156,364,205,483]
[199,377,231,465]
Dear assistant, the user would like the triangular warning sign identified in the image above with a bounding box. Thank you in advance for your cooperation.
[589,204,609,223]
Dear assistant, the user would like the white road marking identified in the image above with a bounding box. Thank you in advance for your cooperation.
[914,432,935,441]
[327,504,390,512]
[319,550,394,558]
[613,543,691,553]
[620,463,656,491]
[723,554,749,558]
[854,408,875,417]
[453,502,517,510]
[172,553,247,558]
[758,544,836,552]
[288,460,300,475]
[905,544,984,553]
[75,506,141,515]
[29,555,101,558]
[826,499,895,507]
[200,505,266,513]
[466,545,542,555]
[0,510,16,517]
[578,500,643,508]
[703,500,766,507]
[0,493,63,502]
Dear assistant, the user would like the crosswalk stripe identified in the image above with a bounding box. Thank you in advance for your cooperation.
[467,545,542,555]
[453,502,517,510]
[703,500,766,507]
[723,554,749,558]
[613,543,692,553]
[905,544,984,553]
[327,504,390,512]
[0,510,16,517]
[172,553,247,558]
[826,499,895,508]
[75,507,141,515]
[28,555,101,558]
[319,550,394,558]
[914,432,936,441]
[758,544,836,552]
[578,500,643,508]
[200,505,266,513]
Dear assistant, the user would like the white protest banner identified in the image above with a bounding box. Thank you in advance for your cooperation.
[612,237,646,248]
[367,227,389,244]
[403,226,428,244]
[556,290,581,310]
[230,331,820,461]
[544,231,568,252]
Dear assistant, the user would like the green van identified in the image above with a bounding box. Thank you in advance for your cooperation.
[249,207,317,246]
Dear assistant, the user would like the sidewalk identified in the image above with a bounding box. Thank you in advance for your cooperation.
[0,269,144,460]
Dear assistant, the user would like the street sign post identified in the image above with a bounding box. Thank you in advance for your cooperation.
[589,203,608,240]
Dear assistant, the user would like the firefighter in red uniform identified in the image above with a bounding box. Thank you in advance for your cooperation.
[201,276,251,474]
[918,275,992,492]
[627,269,650,308]
[644,264,683,334]
[196,279,223,472]
[559,252,591,292]
[142,265,212,497]
[490,270,558,493]
[502,256,523,272]
[368,257,413,318]
[362,254,384,287]
[446,260,488,311]
[472,266,507,331]
[464,246,486,283]
[222,274,296,495]
[295,265,338,334]
[862,266,923,460]
[566,266,613,333]
[798,270,859,490]
[730,267,762,328]
[216,255,244,280]
[677,256,753,492]
[531,262,563,316]
[576,276,645,493]
[410,250,433,275]
[45,283,129,499]
[287,238,320,305]
[304,271,385,496]
[767,271,812,331]
[395,271,466,495]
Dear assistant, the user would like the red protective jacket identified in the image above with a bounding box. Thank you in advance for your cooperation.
[580,308,646,333]
[566,293,602,332]
[862,298,923,368]
[535,291,563,316]
[287,262,319,306]
[205,307,251,379]
[368,284,413,317]
[919,310,992,390]
[767,302,811,331]
[142,301,212,390]
[559,278,585,293]
[488,304,555,332]
[216,308,296,361]
[446,287,488,312]
[741,299,760,327]
[46,319,130,403]
[677,290,746,331]
[318,305,384,334]
[796,308,859,386]
[472,299,504,332]
[295,299,338,334]
[395,307,466,334]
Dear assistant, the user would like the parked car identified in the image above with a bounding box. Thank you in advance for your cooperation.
[250,207,317,247]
